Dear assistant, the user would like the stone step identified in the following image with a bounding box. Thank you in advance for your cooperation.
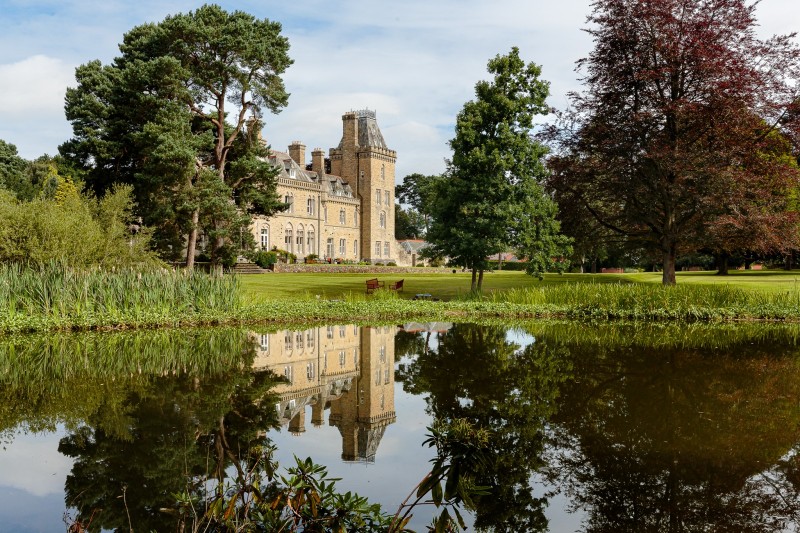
[232,262,270,274]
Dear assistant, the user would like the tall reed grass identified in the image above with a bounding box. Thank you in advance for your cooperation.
[485,282,800,320]
[0,262,239,331]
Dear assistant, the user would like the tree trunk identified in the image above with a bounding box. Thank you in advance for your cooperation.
[212,234,225,277]
[185,208,199,270]
[715,253,729,276]
[470,267,477,292]
[786,252,795,271]
[662,247,677,285]
[591,258,597,274]
[477,268,485,292]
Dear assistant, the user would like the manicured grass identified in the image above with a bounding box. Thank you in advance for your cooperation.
[239,269,800,302]
[240,271,621,302]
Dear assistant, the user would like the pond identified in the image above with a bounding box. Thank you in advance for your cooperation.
[1,321,800,531]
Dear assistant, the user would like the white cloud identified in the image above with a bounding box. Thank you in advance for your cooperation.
[0,0,799,173]
[0,55,74,157]
[0,430,72,497]
[0,55,73,118]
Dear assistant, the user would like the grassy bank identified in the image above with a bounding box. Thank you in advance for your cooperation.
[6,267,800,333]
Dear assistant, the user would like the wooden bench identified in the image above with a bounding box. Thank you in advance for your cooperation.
[389,279,404,292]
[366,278,384,294]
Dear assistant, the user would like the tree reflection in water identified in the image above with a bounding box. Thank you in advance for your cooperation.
[399,322,800,532]
[538,323,800,533]
[397,323,574,532]
[0,328,281,532]
[2,323,800,531]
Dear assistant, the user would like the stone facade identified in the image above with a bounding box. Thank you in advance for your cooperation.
[250,110,398,264]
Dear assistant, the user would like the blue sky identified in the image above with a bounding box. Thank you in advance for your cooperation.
[1,0,799,179]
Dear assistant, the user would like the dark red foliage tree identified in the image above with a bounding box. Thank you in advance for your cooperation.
[546,0,800,284]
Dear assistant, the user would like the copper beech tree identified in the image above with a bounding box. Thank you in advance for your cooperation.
[546,0,800,284]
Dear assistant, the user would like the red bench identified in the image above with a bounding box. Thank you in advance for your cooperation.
[366,278,385,293]
[389,279,404,292]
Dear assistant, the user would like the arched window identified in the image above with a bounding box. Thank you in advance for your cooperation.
[354,240,358,256]
[260,226,270,250]
[381,164,385,180]
[354,208,358,227]
[284,330,293,351]
[379,211,386,228]
[306,330,314,349]
[285,223,293,253]
[296,223,304,255]
[307,226,315,254]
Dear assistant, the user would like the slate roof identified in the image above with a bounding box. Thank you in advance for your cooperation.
[397,239,429,253]
[336,109,389,150]
[270,150,354,198]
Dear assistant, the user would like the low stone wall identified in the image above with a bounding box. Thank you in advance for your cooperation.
[272,263,452,274]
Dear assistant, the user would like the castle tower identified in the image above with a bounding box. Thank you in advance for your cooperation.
[328,325,397,462]
[329,110,397,262]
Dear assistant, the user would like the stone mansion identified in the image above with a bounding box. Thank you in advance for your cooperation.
[250,110,397,263]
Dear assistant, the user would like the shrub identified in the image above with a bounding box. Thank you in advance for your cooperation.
[0,185,159,268]
[271,248,297,264]
[386,261,397,266]
[252,250,277,269]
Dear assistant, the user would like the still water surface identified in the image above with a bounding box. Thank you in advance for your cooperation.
[1,322,800,531]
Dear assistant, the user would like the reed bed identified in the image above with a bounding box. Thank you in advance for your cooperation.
[7,266,800,333]
[0,263,239,332]
[485,282,800,320]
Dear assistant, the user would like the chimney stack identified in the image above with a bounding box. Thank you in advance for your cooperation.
[311,148,325,175]
[288,141,306,167]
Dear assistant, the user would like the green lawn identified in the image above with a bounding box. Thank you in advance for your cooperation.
[240,269,800,302]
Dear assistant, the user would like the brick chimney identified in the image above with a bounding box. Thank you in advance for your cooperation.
[311,148,325,175]
[288,141,306,166]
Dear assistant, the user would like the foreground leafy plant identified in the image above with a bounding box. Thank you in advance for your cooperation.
[391,419,491,532]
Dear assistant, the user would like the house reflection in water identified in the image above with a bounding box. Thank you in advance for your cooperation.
[252,325,397,463]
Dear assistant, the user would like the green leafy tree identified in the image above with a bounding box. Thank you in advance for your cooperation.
[397,173,442,236]
[395,204,425,240]
[0,140,31,199]
[61,5,292,270]
[426,48,570,291]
